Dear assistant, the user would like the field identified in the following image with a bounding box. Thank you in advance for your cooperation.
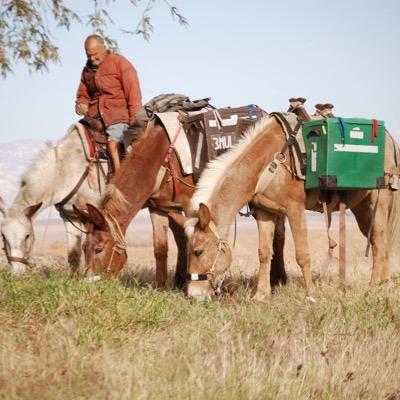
[1,213,400,399]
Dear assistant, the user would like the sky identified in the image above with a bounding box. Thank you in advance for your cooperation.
[1,0,400,143]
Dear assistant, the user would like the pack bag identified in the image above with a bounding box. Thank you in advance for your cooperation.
[303,117,386,189]
[145,93,211,116]
[183,105,267,180]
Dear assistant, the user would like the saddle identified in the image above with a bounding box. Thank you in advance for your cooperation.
[79,116,108,158]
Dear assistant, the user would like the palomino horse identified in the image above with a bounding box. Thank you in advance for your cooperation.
[173,114,400,302]
[73,118,287,288]
[0,124,182,276]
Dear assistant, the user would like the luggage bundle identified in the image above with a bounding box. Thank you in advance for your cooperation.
[302,118,386,190]
[183,105,266,180]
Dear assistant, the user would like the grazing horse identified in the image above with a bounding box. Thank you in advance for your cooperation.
[0,124,182,276]
[73,119,287,288]
[0,127,107,274]
[174,114,400,302]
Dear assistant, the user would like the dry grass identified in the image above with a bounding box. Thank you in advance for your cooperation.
[1,218,400,399]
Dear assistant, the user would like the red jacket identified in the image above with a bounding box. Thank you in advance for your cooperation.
[76,52,142,127]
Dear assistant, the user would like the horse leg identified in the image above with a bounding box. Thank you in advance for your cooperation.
[286,202,316,300]
[352,192,390,285]
[149,208,169,288]
[62,218,83,275]
[250,195,287,287]
[253,208,276,303]
[168,214,187,289]
[271,215,287,287]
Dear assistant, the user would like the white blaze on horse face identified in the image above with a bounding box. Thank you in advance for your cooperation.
[1,213,34,274]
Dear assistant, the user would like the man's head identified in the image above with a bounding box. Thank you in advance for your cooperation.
[84,35,108,67]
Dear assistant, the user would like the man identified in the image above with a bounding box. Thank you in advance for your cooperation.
[75,34,142,172]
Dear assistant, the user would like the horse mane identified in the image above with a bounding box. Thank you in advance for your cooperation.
[190,116,273,213]
[11,141,57,210]
[103,184,131,216]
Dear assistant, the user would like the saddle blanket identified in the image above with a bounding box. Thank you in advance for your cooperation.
[154,112,193,175]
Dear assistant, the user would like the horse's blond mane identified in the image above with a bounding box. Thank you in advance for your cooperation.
[190,116,273,213]
[104,184,131,216]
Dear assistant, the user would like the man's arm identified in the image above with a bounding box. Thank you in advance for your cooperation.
[119,57,142,126]
[75,73,90,116]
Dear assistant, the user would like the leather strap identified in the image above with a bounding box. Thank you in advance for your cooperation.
[371,119,378,143]
[55,164,91,209]
[6,255,29,265]
[270,112,306,175]
[186,273,209,281]
[164,114,183,199]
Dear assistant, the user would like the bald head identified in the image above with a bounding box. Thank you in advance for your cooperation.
[84,35,108,67]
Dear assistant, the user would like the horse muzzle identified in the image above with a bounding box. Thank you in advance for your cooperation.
[186,279,213,302]
[7,255,30,274]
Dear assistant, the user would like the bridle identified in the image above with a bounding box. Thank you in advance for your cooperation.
[103,212,127,274]
[4,254,30,266]
[2,239,30,267]
[186,221,229,295]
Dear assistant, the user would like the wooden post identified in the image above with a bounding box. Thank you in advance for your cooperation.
[339,199,346,282]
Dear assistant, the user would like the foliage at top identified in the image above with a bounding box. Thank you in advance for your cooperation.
[0,0,188,78]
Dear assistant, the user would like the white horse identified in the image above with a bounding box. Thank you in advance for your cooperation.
[0,125,106,274]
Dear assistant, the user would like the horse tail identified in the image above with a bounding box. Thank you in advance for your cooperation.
[388,188,400,270]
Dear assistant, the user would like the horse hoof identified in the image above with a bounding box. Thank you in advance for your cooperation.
[84,275,101,283]
[307,296,317,305]
[252,293,270,304]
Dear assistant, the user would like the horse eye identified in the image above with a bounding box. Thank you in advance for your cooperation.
[25,234,30,240]
[194,249,203,257]
[95,247,103,254]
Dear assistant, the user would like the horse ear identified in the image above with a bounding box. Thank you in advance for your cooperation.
[0,196,7,216]
[198,203,210,231]
[86,204,106,229]
[168,212,188,228]
[73,205,92,225]
[24,202,42,219]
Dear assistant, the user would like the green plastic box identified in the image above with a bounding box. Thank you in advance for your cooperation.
[302,118,386,190]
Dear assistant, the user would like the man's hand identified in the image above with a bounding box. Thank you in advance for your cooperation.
[75,103,89,116]
[129,117,137,128]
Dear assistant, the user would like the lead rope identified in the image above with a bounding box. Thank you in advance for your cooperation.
[105,212,127,273]
[207,221,230,294]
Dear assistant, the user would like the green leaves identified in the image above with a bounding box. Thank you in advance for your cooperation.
[0,0,188,77]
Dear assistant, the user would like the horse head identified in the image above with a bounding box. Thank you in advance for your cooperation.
[73,204,127,277]
[172,203,232,301]
[0,197,42,274]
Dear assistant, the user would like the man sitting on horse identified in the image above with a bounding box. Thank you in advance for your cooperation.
[75,34,142,172]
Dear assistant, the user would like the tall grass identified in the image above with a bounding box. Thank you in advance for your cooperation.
[1,264,400,400]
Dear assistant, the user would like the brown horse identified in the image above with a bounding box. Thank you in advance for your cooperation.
[73,118,287,288]
[171,114,400,302]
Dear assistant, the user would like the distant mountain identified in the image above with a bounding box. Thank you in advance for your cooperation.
[0,139,46,204]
